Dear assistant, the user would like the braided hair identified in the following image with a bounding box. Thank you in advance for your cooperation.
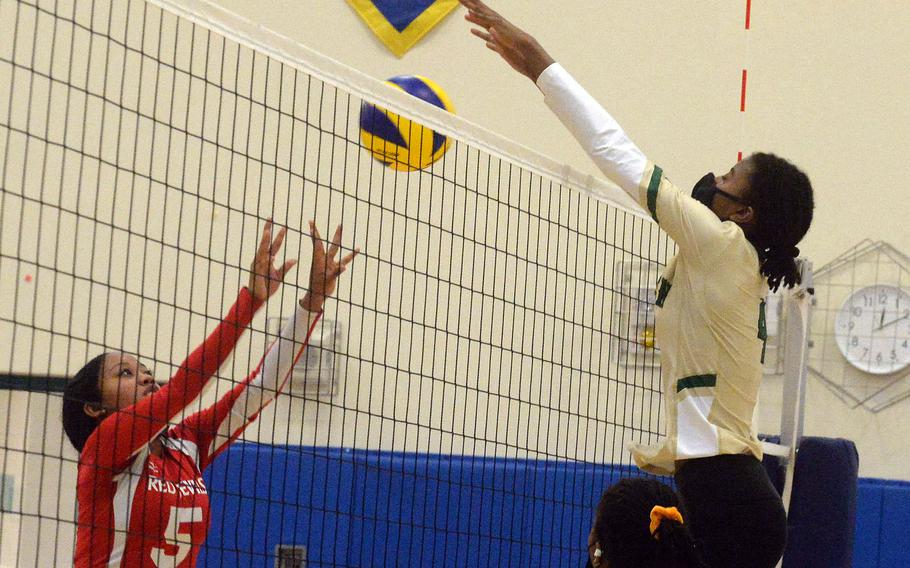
[62,353,107,452]
[745,152,814,292]
[592,478,705,568]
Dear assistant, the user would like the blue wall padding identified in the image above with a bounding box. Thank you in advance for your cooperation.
[853,478,910,568]
[853,479,884,567]
[199,445,642,567]
[199,442,907,567]
[783,437,859,568]
[877,480,910,568]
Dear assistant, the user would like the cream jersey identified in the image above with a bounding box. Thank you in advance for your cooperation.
[537,63,769,475]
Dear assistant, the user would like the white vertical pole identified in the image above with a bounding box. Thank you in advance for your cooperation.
[774,260,813,568]
[779,259,813,513]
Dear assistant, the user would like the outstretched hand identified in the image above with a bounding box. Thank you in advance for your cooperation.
[248,219,297,303]
[300,221,359,312]
[460,0,555,83]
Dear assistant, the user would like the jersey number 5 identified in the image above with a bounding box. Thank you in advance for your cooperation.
[151,506,204,567]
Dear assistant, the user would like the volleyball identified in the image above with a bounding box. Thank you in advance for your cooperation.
[359,75,455,171]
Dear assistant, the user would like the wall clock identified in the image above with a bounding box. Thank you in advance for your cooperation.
[833,284,910,375]
[808,241,910,412]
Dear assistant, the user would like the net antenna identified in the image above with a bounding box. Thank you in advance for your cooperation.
[761,258,813,519]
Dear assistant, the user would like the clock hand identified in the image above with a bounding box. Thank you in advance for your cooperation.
[877,313,909,331]
[879,310,885,328]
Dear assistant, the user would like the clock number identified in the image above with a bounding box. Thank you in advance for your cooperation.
[851,307,862,317]
[850,336,859,347]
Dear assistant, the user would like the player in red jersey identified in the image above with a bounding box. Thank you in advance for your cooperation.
[62,220,358,568]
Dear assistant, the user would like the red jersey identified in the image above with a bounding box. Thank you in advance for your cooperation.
[74,289,320,567]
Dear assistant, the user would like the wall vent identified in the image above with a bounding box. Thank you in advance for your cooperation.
[275,544,307,568]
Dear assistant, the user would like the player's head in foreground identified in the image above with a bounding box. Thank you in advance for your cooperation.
[587,478,705,568]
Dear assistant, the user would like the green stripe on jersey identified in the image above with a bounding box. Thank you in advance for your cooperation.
[655,277,672,307]
[676,374,717,392]
[647,165,663,222]
[758,300,768,363]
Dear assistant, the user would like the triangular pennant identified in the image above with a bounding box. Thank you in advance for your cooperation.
[347,0,459,57]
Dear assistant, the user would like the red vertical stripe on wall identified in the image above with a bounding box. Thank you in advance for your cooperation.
[745,0,752,30]
[737,151,743,162]
[740,69,748,112]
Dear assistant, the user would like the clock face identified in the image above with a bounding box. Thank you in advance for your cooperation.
[834,285,910,375]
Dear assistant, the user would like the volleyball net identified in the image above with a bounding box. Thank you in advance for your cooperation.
[0,0,806,566]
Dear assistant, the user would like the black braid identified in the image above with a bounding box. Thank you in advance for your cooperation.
[745,152,815,292]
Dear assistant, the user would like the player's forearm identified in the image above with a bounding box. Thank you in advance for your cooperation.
[536,63,648,199]
[162,287,262,413]
[246,303,321,406]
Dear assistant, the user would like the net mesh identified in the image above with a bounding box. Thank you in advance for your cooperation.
[0,0,673,565]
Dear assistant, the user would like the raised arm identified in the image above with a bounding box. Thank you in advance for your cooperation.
[82,287,261,471]
[82,221,295,471]
[177,222,360,467]
[461,0,735,263]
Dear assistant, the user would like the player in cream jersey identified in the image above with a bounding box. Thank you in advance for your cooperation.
[63,221,358,567]
[460,2,815,567]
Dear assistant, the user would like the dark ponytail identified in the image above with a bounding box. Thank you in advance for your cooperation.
[62,353,107,452]
[593,478,705,568]
[746,152,814,292]
[650,511,702,567]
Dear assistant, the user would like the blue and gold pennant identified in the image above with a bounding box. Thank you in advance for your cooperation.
[347,0,459,57]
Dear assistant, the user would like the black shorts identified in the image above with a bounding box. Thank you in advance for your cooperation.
[674,454,787,568]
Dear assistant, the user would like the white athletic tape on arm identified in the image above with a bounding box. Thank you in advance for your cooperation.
[213,305,319,451]
[250,305,319,400]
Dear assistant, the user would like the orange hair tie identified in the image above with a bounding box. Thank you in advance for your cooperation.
[649,505,684,538]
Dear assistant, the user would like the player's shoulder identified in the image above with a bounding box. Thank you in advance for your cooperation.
[161,433,202,465]
[714,226,766,288]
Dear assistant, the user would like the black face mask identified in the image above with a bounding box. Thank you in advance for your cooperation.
[691,172,749,210]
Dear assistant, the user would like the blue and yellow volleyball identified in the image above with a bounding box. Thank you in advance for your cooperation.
[359,75,455,172]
